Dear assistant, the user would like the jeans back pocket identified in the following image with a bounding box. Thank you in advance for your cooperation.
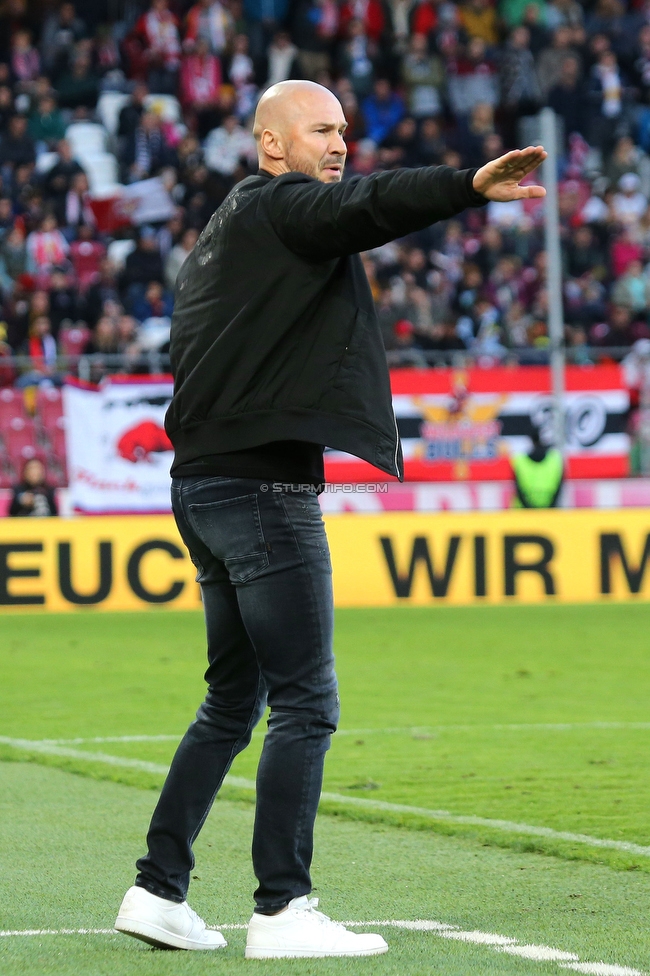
[188,494,269,584]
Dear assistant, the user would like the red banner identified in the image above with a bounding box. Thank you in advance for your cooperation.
[324,366,630,482]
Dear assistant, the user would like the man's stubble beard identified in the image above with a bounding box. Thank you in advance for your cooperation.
[285,147,344,182]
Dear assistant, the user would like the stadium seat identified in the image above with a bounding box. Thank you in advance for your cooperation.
[96,92,131,136]
[59,324,91,358]
[35,151,59,174]
[37,386,67,470]
[45,422,68,485]
[144,94,181,124]
[65,122,108,156]
[106,238,136,269]
[3,414,40,475]
[36,386,63,431]
[0,387,26,430]
[76,152,119,194]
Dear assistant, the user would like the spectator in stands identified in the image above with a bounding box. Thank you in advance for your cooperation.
[547,55,584,145]
[165,226,198,289]
[0,224,27,294]
[132,279,173,321]
[459,0,498,45]
[453,102,496,168]
[416,116,446,165]
[184,0,234,57]
[179,37,222,136]
[17,313,58,386]
[118,83,149,144]
[63,171,95,233]
[44,140,84,205]
[0,114,35,179]
[604,136,646,189]
[26,214,69,272]
[203,113,257,177]
[28,93,66,153]
[500,26,542,140]
[611,260,650,314]
[362,78,405,146]
[566,225,607,280]
[85,314,119,355]
[337,20,375,100]
[57,46,99,110]
[135,0,182,94]
[587,49,626,154]
[401,33,444,119]
[10,29,40,86]
[245,0,289,60]
[291,0,336,81]
[227,33,258,119]
[116,313,141,351]
[122,110,176,182]
[596,303,635,347]
[40,2,87,76]
[611,172,648,225]
[447,37,498,120]
[48,267,79,336]
[121,226,164,302]
[537,26,581,99]
[81,257,120,327]
[0,86,14,133]
[263,30,299,90]
[8,457,57,516]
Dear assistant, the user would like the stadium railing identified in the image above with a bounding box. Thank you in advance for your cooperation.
[0,347,636,384]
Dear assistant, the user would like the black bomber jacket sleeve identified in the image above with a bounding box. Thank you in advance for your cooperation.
[263,166,488,261]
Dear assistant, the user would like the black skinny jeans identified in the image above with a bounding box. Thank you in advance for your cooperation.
[135,475,339,913]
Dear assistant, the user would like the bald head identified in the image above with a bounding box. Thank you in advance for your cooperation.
[253,81,348,183]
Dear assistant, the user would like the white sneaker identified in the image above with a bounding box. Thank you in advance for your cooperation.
[245,895,388,959]
[114,885,227,951]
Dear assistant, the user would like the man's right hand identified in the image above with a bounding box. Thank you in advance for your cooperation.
[473,147,548,202]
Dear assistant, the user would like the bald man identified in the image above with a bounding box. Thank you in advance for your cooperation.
[115,81,546,958]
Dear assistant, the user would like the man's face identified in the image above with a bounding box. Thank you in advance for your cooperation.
[283,94,348,183]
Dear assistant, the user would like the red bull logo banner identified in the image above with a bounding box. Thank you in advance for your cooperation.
[65,376,174,513]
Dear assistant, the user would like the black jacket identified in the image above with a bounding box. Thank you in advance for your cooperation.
[165,166,487,479]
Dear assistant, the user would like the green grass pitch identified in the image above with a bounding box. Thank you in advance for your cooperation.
[1,603,650,974]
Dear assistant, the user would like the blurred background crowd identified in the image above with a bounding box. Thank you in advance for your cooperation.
[1,0,650,386]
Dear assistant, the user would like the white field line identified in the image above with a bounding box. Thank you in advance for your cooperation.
[561,965,644,976]
[28,722,650,746]
[0,919,643,976]
[2,736,650,860]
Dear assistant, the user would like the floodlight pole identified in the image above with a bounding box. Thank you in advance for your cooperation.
[540,107,566,450]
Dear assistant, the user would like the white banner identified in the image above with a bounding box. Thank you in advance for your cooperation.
[64,377,174,513]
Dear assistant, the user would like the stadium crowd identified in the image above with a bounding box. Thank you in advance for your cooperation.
[0,0,650,385]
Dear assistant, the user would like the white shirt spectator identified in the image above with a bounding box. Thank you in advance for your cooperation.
[486,199,526,228]
[203,116,257,176]
[611,173,648,225]
[266,35,298,89]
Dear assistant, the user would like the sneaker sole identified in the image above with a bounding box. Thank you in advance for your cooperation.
[244,944,389,959]
[115,917,227,951]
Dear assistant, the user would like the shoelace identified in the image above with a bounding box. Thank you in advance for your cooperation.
[183,902,205,931]
[295,898,345,931]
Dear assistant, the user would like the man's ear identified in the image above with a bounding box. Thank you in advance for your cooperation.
[260,128,284,161]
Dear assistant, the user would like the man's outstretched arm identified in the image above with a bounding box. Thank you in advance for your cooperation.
[266,146,547,261]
